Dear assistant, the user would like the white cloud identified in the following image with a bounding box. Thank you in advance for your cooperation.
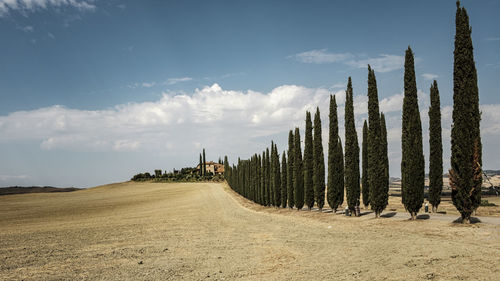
[289,49,404,73]
[141,82,155,88]
[47,32,55,39]
[0,84,331,152]
[422,73,438,80]
[345,54,404,73]
[0,174,29,181]
[0,83,499,183]
[288,49,353,64]
[485,37,500,41]
[0,0,95,16]
[166,77,193,85]
[21,25,33,32]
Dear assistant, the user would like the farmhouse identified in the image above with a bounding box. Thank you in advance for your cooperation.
[196,161,225,175]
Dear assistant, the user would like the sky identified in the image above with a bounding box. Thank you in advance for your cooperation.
[0,0,499,188]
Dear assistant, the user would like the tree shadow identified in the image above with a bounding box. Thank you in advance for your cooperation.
[452,217,482,224]
[437,211,447,214]
[380,212,397,218]
[416,214,430,220]
[359,211,373,217]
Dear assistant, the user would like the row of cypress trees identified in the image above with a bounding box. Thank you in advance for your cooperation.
[225,1,481,223]
[225,67,390,216]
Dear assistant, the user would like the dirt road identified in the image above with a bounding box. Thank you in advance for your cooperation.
[1,182,499,280]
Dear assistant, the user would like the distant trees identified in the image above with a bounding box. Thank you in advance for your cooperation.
[294,127,304,210]
[428,81,443,212]
[401,47,425,220]
[367,65,388,217]
[361,120,370,208]
[304,111,315,210]
[313,107,326,210]
[327,95,344,213]
[450,1,482,223]
[155,169,162,178]
[131,166,220,182]
[344,77,360,215]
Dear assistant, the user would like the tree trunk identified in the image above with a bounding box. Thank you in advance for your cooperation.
[410,212,416,220]
[462,213,471,224]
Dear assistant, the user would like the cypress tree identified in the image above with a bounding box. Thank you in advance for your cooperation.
[429,81,443,212]
[313,107,326,210]
[281,151,288,208]
[304,111,315,210]
[261,152,266,205]
[367,65,388,217]
[266,148,271,206]
[294,127,304,210]
[401,47,425,220]
[199,153,203,176]
[450,1,482,223]
[257,153,264,205]
[287,130,295,209]
[344,77,361,215]
[224,155,229,181]
[270,142,275,206]
[327,95,344,213]
[361,120,370,208]
[381,113,389,210]
[274,143,281,207]
[202,148,206,177]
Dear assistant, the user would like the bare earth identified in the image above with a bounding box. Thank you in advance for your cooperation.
[1,182,499,280]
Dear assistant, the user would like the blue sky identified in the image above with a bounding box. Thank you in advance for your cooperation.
[0,0,499,187]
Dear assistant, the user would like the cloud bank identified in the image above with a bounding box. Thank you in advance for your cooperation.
[289,49,404,73]
[0,0,95,16]
[1,83,499,186]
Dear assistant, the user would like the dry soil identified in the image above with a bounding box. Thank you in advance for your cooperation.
[0,182,499,280]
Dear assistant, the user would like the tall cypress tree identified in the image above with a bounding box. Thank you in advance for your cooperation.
[344,77,360,215]
[381,113,389,210]
[428,80,443,212]
[304,111,315,210]
[199,153,203,176]
[281,151,288,208]
[450,2,482,223]
[361,120,370,208]
[224,155,229,181]
[202,148,206,177]
[273,143,281,207]
[294,127,304,210]
[367,66,387,217]
[266,147,271,206]
[401,47,425,220]
[258,154,262,205]
[287,130,295,209]
[261,151,266,205]
[313,107,326,210]
[270,142,275,206]
[327,95,344,213]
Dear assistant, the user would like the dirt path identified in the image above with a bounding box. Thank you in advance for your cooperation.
[1,182,499,280]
